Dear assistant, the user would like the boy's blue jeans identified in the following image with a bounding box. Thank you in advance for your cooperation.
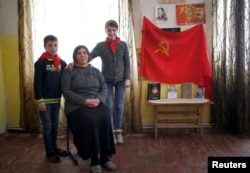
[39,103,60,154]
[106,81,125,130]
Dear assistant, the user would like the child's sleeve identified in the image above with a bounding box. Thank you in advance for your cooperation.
[33,60,45,105]
[89,43,100,62]
[123,42,131,80]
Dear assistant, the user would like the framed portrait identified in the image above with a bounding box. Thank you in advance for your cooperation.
[155,6,168,24]
[176,3,206,25]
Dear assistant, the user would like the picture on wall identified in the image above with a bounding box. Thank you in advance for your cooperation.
[155,6,168,24]
[176,3,206,25]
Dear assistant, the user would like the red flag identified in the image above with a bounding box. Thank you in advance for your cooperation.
[140,17,212,99]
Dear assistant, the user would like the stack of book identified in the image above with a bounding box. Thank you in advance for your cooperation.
[168,85,177,99]
[147,82,161,100]
[196,87,205,98]
[182,82,193,98]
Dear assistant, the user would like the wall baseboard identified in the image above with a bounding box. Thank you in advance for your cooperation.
[6,125,24,130]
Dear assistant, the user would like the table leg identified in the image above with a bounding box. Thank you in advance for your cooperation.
[154,105,158,138]
[197,105,203,138]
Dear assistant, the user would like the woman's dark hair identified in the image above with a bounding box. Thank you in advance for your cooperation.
[105,19,118,29]
[72,45,90,63]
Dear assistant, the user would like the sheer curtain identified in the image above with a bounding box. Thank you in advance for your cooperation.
[18,0,40,132]
[212,0,250,134]
[19,0,141,133]
[31,0,119,66]
[118,0,141,132]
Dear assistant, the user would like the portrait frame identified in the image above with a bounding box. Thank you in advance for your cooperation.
[155,6,168,24]
[176,3,206,25]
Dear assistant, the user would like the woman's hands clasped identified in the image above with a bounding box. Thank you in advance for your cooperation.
[84,99,100,107]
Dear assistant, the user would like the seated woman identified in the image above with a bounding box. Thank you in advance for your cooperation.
[61,45,116,173]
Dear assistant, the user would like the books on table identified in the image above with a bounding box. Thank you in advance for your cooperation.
[168,85,177,99]
[196,87,205,98]
[148,82,161,100]
[182,82,193,98]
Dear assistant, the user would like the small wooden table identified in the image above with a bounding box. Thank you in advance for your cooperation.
[147,98,211,138]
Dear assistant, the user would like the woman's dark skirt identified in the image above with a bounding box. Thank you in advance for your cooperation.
[66,104,116,160]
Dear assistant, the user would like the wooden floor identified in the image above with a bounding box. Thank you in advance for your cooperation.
[0,129,250,173]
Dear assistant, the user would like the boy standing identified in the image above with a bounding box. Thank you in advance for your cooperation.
[34,35,68,163]
[89,20,131,145]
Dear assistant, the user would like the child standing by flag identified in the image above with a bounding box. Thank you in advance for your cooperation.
[34,35,68,163]
[89,20,131,145]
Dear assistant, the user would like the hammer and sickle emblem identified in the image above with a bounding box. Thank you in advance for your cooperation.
[154,40,169,56]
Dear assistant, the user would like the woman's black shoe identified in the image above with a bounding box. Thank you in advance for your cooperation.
[54,148,68,157]
[46,152,60,163]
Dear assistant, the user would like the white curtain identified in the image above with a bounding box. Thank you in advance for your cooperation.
[118,0,141,132]
[31,0,119,66]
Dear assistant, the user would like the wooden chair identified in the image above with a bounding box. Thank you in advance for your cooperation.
[66,123,78,165]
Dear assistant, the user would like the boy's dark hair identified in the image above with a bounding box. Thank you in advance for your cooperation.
[73,45,90,63]
[105,20,118,29]
[44,35,58,46]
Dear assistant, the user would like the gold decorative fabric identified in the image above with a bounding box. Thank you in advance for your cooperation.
[18,0,40,132]
[119,0,141,132]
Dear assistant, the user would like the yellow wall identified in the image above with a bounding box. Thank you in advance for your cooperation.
[0,47,7,133]
[140,80,211,126]
[0,34,20,128]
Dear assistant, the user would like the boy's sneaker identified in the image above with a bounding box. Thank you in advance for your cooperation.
[116,129,124,144]
[54,148,68,157]
[46,151,60,163]
[116,133,123,144]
